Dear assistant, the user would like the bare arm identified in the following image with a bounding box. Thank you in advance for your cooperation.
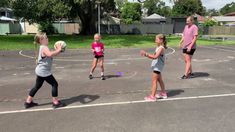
[140,47,164,59]
[188,35,198,49]
[179,36,184,48]
[42,46,61,57]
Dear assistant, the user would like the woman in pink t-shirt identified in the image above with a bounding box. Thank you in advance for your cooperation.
[179,16,198,79]
[89,33,105,80]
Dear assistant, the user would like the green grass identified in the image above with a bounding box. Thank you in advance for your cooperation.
[0,35,235,50]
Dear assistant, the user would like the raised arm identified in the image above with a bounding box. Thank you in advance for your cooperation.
[140,47,164,59]
[42,45,61,57]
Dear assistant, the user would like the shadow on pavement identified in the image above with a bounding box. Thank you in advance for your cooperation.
[38,94,100,107]
[192,72,210,78]
[167,89,185,97]
[61,94,100,105]
[105,74,121,79]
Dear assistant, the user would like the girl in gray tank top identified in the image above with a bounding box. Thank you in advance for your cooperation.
[140,34,168,102]
[35,45,53,77]
[24,32,66,109]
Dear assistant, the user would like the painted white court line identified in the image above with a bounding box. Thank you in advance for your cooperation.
[18,47,175,62]
[1,93,235,115]
[19,51,34,59]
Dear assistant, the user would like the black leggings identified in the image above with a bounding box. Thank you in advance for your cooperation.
[29,75,58,97]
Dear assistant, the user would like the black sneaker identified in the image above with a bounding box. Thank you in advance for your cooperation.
[24,101,38,109]
[52,101,66,109]
[101,75,105,80]
[189,73,195,78]
[180,75,190,79]
[89,75,93,79]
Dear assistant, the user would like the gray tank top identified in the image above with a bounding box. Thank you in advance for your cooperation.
[35,45,53,77]
[151,46,165,72]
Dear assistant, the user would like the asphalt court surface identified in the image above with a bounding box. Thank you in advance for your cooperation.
[0,45,235,132]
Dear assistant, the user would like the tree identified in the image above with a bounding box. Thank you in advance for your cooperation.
[203,19,217,27]
[206,9,220,16]
[220,2,235,15]
[11,0,70,34]
[11,0,116,35]
[121,2,142,24]
[115,0,127,11]
[0,0,10,7]
[172,0,206,16]
[70,0,116,35]
[143,0,171,17]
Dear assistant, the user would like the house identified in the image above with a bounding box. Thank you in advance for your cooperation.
[0,8,21,35]
[0,8,16,23]
[0,7,13,18]
[0,16,16,22]
[225,12,235,16]
[194,14,205,24]
[142,13,166,24]
[212,16,235,25]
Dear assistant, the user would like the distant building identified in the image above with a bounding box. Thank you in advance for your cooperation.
[0,8,16,22]
[142,13,166,24]
[0,8,13,18]
[212,16,235,25]
[194,14,205,24]
[225,12,235,16]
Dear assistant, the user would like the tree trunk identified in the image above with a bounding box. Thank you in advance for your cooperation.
[79,0,97,35]
[80,14,97,35]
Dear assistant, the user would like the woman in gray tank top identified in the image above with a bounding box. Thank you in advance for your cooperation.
[24,32,65,109]
[140,34,168,102]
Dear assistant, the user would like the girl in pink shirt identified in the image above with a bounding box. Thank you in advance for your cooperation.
[89,33,105,80]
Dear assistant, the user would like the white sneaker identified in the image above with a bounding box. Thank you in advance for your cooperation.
[156,92,167,99]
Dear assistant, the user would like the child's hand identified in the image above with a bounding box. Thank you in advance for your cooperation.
[179,43,182,48]
[140,50,146,56]
[55,43,62,52]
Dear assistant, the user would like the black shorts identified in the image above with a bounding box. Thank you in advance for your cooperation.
[153,71,161,74]
[94,55,104,59]
[182,48,196,55]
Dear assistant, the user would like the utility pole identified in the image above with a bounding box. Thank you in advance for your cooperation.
[96,1,101,34]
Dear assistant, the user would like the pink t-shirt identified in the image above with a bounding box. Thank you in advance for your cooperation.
[182,24,198,49]
[91,41,104,56]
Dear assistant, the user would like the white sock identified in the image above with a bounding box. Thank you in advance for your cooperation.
[90,72,93,75]
[101,72,104,76]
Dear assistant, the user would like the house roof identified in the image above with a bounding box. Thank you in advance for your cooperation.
[143,13,165,19]
[0,8,12,12]
[225,12,235,16]
[194,14,205,22]
[0,16,16,21]
[212,16,235,22]
[101,16,120,24]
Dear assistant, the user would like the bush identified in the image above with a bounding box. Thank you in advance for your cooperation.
[203,19,217,27]
[38,22,55,35]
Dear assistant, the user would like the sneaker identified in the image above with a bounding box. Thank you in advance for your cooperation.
[89,74,93,79]
[189,73,195,78]
[180,75,190,79]
[156,92,168,99]
[144,95,156,102]
[52,101,66,109]
[24,101,38,109]
[101,75,105,80]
